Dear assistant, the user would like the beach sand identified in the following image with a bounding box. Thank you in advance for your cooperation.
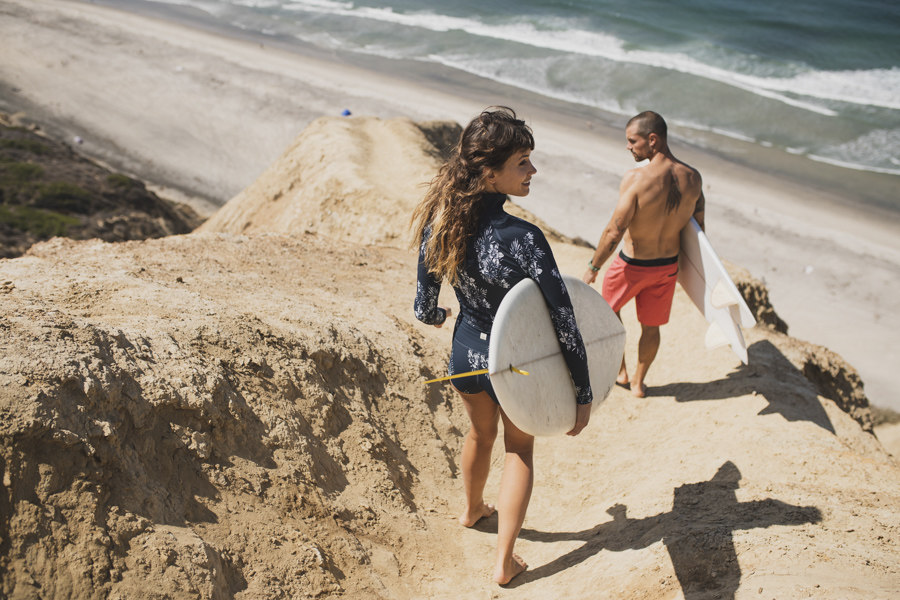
[1,0,899,414]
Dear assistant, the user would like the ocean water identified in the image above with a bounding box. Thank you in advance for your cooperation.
[131,0,900,180]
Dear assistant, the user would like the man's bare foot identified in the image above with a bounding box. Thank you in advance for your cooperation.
[459,502,495,527]
[631,382,647,398]
[494,553,528,585]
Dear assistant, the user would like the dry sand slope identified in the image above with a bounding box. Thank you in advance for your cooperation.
[1,116,899,599]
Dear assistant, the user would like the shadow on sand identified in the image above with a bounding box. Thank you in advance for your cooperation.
[511,461,821,598]
[649,339,835,433]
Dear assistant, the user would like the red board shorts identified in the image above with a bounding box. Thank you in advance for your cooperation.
[602,251,679,327]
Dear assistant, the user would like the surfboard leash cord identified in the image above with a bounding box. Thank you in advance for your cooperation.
[423,364,530,385]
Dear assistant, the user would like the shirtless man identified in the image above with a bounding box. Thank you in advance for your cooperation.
[582,111,705,397]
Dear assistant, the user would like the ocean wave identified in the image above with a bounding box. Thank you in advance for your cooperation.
[276,2,900,113]
[807,154,900,176]
[425,54,629,116]
[807,128,900,176]
[230,0,283,7]
[144,0,231,17]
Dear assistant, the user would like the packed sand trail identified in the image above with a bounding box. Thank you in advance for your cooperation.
[2,114,899,599]
[1,0,899,416]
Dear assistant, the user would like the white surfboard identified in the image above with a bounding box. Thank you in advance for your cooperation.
[678,218,756,364]
[488,274,626,436]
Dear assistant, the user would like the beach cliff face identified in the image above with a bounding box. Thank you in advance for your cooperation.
[0,118,202,259]
[1,116,899,599]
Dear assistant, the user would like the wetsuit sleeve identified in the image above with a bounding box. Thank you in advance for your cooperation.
[414,226,447,326]
[512,229,593,404]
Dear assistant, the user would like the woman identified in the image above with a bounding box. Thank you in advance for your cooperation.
[411,106,593,584]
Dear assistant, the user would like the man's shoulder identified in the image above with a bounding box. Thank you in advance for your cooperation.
[673,157,702,181]
[622,164,652,189]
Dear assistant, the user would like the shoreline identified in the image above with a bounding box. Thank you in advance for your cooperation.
[84,0,900,225]
[1,0,898,411]
[64,0,900,254]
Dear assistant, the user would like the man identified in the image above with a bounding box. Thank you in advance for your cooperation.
[582,111,705,397]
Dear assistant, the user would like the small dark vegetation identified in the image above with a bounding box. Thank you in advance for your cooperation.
[0,120,204,258]
[0,205,80,238]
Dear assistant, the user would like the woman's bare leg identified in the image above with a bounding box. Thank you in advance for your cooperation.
[493,410,534,584]
[456,389,500,527]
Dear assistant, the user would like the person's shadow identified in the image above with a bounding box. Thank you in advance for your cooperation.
[512,461,821,598]
[650,340,836,433]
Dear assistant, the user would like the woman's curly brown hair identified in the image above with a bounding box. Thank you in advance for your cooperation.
[410,106,534,286]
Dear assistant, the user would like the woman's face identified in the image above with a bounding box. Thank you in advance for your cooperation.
[485,148,537,197]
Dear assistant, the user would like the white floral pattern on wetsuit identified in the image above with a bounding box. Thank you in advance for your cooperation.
[551,268,568,296]
[510,232,544,280]
[414,280,442,325]
[468,348,488,371]
[415,224,447,326]
[414,192,593,405]
[457,271,491,311]
[551,306,586,361]
[476,226,511,288]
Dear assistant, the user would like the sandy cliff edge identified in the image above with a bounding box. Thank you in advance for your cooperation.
[1,116,898,599]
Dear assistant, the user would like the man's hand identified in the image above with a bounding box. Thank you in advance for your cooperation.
[582,269,598,285]
[566,403,591,436]
[434,306,452,328]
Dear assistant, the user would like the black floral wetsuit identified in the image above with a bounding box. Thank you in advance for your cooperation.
[414,192,593,406]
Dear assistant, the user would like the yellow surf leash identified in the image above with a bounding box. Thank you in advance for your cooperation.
[423,365,530,385]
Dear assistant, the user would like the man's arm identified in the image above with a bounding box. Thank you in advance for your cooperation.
[693,190,706,232]
[583,171,639,284]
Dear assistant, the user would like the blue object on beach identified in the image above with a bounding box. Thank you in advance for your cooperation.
[341,109,352,116]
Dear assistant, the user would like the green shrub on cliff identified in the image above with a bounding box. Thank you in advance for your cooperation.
[0,204,79,238]
[34,182,95,214]
[0,138,51,155]
[106,173,135,188]
[1,162,44,187]
[1,160,96,214]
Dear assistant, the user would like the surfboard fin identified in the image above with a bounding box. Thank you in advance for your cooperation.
[710,280,740,309]
[705,321,730,350]
[705,321,750,364]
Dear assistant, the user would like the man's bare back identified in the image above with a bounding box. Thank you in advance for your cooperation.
[621,155,704,260]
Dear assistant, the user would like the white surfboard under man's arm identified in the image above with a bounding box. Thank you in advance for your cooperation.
[678,217,756,364]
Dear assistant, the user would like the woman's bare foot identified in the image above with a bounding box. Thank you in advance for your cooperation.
[631,381,647,398]
[494,553,528,585]
[459,502,495,527]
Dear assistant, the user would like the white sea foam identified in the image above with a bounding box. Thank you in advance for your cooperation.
[808,129,900,175]
[147,0,900,177]
[283,0,352,9]
[275,2,899,113]
[144,0,231,18]
[231,0,282,8]
[427,54,629,116]
[807,154,900,176]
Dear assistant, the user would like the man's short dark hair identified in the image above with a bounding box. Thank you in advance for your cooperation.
[627,111,667,141]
